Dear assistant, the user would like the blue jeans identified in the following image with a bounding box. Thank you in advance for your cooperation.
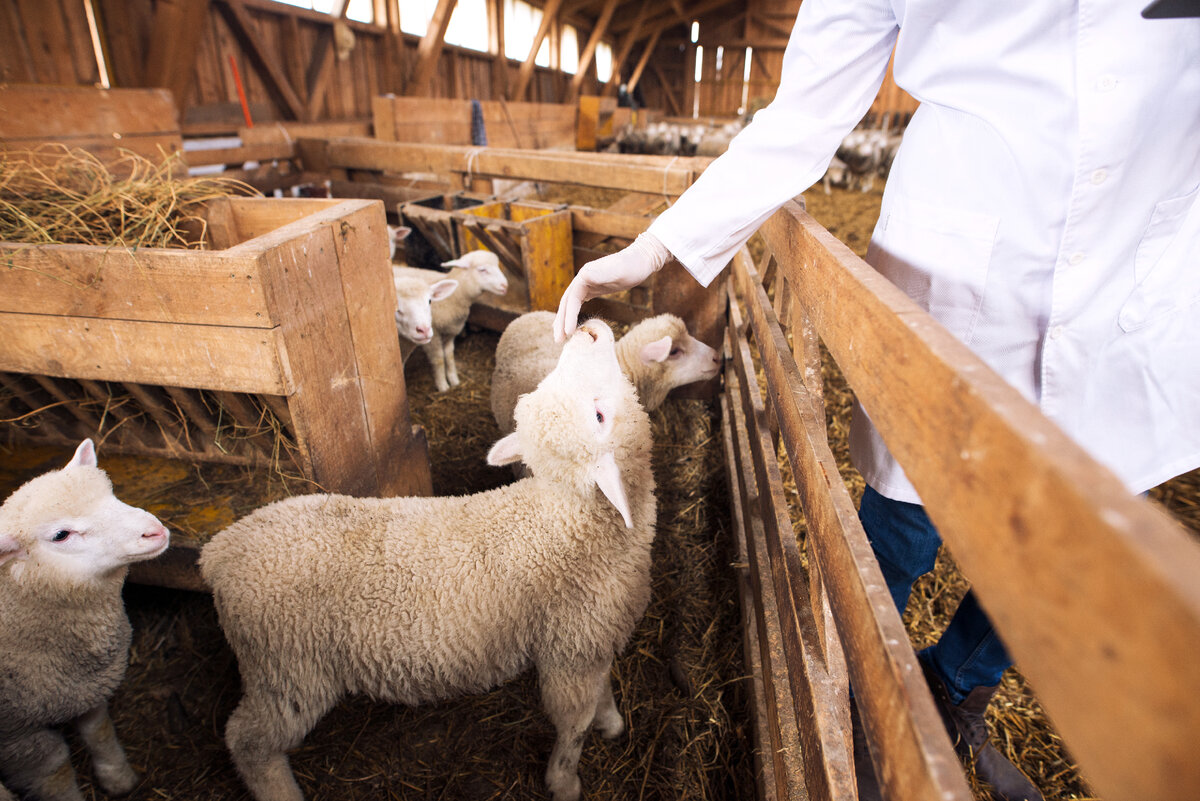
[858,485,1011,704]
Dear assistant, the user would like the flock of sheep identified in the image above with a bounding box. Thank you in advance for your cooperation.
[0,233,721,801]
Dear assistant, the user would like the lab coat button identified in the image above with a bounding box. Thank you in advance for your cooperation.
[1068,252,1086,266]
[1091,169,1108,185]
[1097,75,1117,91]
[1050,325,1065,340]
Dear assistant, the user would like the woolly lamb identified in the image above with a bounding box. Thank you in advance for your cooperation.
[394,250,509,391]
[491,310,722,436]
[0,440,169,801]
[392,269,458,346]
[200,318,655,801]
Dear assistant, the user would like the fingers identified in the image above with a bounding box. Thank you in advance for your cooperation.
[554,280,584,343]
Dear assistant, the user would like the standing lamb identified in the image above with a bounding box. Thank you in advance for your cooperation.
[491,310,722,436]
[200,318,656,801]
[392,270,458,346]
[394,250,509,391]
[0,440,170,801]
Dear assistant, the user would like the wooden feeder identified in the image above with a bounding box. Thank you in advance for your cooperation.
[0,197,432,588]
[400,199,574,329]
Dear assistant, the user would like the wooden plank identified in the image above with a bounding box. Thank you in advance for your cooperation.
[183,141,297,166]
[627,25,662,94]
[214,0,307,120]
[408,0,457,97]
[760,200,1200,801]
[520,210,574,312]
[370,96,575,149]
[320,199,432,496]
[568,205,653,239]
[601,2,649,98]
[304,25,337,121]
[731,246,971,801]
[568,0,618,103]
[0,84,180,140]
[144,0,211,109]
[321,138,704,195]
[511,0,563,101]
[723,361,807,801]
[0,314,290,395]
[0,244,271,327]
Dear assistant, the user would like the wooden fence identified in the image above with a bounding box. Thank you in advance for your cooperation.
[723,199,1200,801]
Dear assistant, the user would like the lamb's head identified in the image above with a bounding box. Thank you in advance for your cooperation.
[620,314,722,408]
[443,250,508,296]
[0,440,169,587]
[386,224,411,261]
[393,271,458,344]
[487,319,650,528]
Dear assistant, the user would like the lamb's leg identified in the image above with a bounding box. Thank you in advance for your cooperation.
[444,336,460,387]
[75,702,139,794]
[0,727,84,801]
[591,672,624,739]
[423,338,450,392]
[225,685,330,801]
[540,662,612,801]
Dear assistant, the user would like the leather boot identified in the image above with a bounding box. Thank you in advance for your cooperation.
[850,698,883,801]
[919,659,1044,801]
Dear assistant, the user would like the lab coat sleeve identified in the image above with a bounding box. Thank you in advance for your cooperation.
[648,0,900,286]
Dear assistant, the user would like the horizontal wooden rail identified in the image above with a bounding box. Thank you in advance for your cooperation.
[311,137,710,195]
[755,199,1200,801]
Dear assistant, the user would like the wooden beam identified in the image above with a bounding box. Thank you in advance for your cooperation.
[408,0,458,97]
[568,0,618,103]
[511,0,563,101]
[215,0,307,121]
[487,0,508,98]
[304,28,336,121]
[626,24,662,93]
[650,59,683,116]
[601,1,649,97]
[143,0,210,107]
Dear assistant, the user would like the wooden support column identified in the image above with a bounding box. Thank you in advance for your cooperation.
[143,0,210,108]
[568,0,618,104]
[651,60,683,116]
[510,0,563,101]
[215,0,307,120]
[601,2,648,98]
[626,25,662,93]
[408,0,457,97]
[487,0,507,98]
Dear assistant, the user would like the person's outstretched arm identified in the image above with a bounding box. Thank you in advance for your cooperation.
[555,0,900,341]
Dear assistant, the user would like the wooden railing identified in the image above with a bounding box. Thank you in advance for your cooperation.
[722,199,1200,801]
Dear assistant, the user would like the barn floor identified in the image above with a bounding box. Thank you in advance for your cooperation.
[2,185,1197,801]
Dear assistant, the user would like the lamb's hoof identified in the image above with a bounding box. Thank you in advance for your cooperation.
[97,764,139,796]
[546,770,581,801]
[594,709,625,740]
[448,374,461,387]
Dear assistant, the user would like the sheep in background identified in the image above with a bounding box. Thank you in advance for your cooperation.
[394,250,509,391]
[392,271,459,348]
[0,440,169,801]
[491,310,722,437]
[200,318,656,801]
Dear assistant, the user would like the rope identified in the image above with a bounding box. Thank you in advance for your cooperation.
[464,147,485,190]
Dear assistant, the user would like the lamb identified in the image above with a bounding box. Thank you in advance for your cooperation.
[392,270,458,347]
[394,250,509,391]
[490,310,722,436]
[0,440,170,801]
[200,318,656,801]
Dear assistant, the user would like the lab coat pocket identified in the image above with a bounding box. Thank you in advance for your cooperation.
[870,195,999,343]
[1119,184,1200,332]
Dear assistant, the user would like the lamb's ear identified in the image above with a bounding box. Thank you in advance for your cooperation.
[0,535,24,568]
[441,256,467,268]
[430,278,459,301]
[639,335,674,364]
[390,225,411,241]
[67,438,97,469]
[486,433,524,466]
[592,451,633,529]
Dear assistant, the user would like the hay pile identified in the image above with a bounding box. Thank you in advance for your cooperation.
[0,144,256,248]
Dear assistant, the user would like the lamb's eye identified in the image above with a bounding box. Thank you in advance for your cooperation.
[596,410,605,424]
[669,347,683,357]
[51,530,71,542]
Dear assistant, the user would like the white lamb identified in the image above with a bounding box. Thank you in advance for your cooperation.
[392,270,458,346]
[200,318,656,801]
[394,250,509,391]
[491,310,722,436]
[0,440,169,801]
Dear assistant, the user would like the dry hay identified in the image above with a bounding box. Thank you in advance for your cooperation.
[0,324,753,800]
[0,144,257,248]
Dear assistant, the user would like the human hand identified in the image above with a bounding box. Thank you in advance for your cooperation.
[554,232,673,342]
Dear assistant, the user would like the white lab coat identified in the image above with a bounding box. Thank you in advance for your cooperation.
[649,0,1200,503]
